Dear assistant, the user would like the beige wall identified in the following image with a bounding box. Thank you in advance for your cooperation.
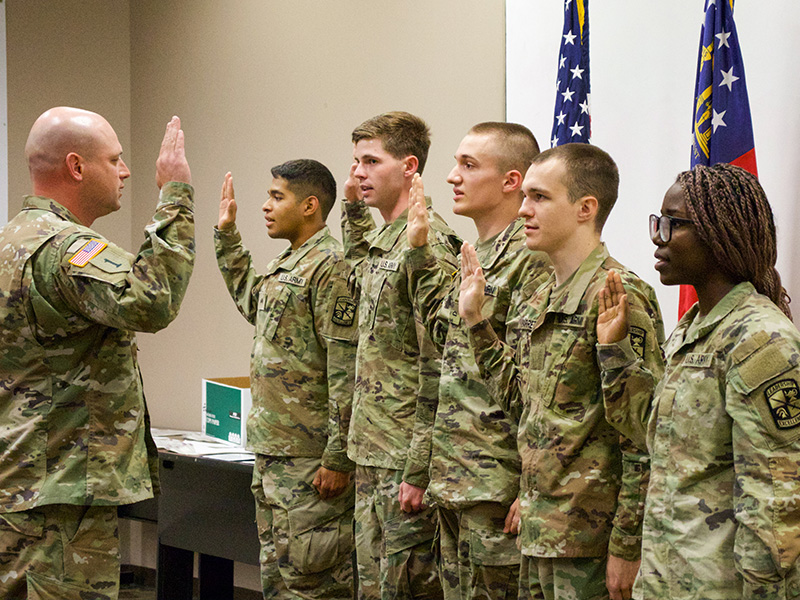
[6,0,132,249]
[6,0,505,429]
[128,0,506,429]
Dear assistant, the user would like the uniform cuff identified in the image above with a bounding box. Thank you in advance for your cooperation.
[322,450,356,473]
[608,528,642,562]
[406,244,437,272]
[597,337,639,371]
[469,319,499,351]
[158,181,194,210]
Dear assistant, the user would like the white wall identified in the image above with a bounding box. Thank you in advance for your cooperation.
[507,1,800,331]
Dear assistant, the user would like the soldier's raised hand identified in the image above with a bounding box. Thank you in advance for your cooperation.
[156,116,191,189]
[458,242,487,327]
[343,162,363,203]
[407,173,429,249]
[218,172,237,230]
[597,270,629,345]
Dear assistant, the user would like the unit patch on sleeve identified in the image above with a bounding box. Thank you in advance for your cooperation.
[68,239,108,267]
[765,379,800,430]
[332,296,356,326]
[629,326,647,359]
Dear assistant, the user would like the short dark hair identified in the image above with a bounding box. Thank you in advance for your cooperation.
[270,159,337,221]
[531,143,619,231]
[351,111,431,174]
[468,122,540,175]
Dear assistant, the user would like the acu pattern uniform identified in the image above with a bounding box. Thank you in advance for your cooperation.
[406,218,551,600]
[215,224,358,600]
[470,243,664,598]
[603,282,800,599]
[341,197,460,600]
[0,183,195,599]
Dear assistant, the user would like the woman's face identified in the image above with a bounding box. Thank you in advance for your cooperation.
[652,182,718,287]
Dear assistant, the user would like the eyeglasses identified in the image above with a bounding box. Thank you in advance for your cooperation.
[649,214,694,243]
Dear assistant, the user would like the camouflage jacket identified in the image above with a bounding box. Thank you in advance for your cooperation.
[606,282,800,599]
[0,184,195,511]
[470,243,664,561]
[214,225,357,472]
[405,219,551,507]
[341,198,460,479]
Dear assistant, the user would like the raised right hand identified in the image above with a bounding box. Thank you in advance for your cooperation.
[458,242,487,327]
[407,173,429,249]
[218,172,237,230]
[597,270,629,345]
[343,162,362,202]
[155,116,191,188]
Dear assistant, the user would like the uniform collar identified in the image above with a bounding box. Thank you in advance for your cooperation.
[674,281,757,347]
[476,218,525,271]
[266,226,330,274]
[366,196,433,252]
[543,242,609,317]
[22,195,83,225]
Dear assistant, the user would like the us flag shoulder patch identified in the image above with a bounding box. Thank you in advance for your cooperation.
[68,239,107,267]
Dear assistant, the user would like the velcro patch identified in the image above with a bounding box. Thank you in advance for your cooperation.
[766,379,800,430]
[378,259,400,272]
[68,239,107,267]
[278,273,307,287]
[332,296,356,326]
[682,353,714,368]
[555,313,584,328]
[629,326,646,359]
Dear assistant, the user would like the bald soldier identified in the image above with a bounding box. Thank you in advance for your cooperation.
[0,107,194,599]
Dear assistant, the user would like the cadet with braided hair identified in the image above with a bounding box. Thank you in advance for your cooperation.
[598,162,800,598]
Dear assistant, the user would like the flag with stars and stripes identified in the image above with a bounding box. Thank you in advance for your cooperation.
[550,0,590,147]
[680,0,758,316]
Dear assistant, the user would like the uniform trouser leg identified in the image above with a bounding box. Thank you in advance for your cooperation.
[253,455,355,600]
[354,465,442,600]
[0,504,120,600]
[518,554,608,600]
[438,503,520,600]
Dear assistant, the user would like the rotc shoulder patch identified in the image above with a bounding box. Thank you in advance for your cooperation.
[765,379,800,430]
[68,239,107,267]
[332,296,356,326]
[629,326,646,359]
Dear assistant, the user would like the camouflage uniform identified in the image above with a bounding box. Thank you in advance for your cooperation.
[341,198,460,600]
[469,244,664,599]
[602,282,800,599]
[215,225,358,600]
[406,219,551,600]
[0,184,195,599]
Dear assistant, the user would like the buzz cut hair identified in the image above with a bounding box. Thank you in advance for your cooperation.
[351,111,431,174]
[468,122,540,176]
[270,159,337,221]
[531,143,619,231]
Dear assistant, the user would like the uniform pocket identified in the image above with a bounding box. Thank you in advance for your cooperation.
[384,507,436,555]
[287,500,354,574]
[469,527,519,567]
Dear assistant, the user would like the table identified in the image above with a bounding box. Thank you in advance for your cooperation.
[120,451,259,600]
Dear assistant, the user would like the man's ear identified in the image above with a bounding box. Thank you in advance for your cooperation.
[502,170,523,193]
[66,152,84,181]
[576,195,599,225]
[403,155,420,178]
[303,195,320,217]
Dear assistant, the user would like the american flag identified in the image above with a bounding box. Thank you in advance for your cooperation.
[680,0,757,316]
[550,0,590,147]
[68,239,107,267]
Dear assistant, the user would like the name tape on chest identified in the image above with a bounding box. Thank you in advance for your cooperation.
[766,379,800,430]
[68,239,108,267]
[681,353,714,368]
[519,318,536,331]
[554,313,584,328]
[484,283,498,297]
[278,273,307,287]
[378,259,400,272]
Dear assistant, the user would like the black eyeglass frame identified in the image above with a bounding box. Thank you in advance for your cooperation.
[649,213,694,243]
